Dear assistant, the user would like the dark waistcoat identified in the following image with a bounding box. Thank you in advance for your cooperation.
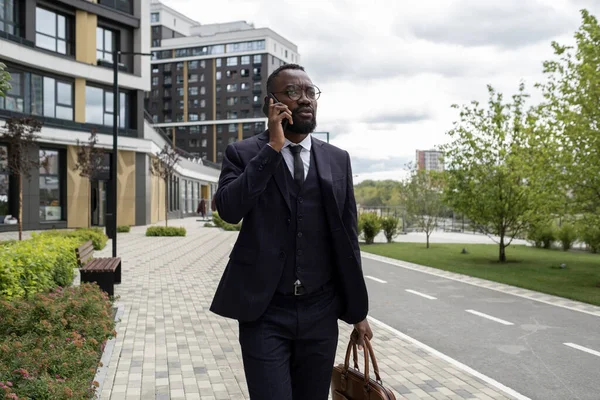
[276,148,335,294]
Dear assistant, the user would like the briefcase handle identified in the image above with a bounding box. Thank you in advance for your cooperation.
[343,334,383,385]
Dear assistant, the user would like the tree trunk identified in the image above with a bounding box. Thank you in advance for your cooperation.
[164,179,168,227]
[18,175,23,241]
[426,231,430,249]
[499,235,506,262]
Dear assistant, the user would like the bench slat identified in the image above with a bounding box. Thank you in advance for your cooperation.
[81,257,121,272]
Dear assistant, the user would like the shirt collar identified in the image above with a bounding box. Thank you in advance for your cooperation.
[284,134,312,152]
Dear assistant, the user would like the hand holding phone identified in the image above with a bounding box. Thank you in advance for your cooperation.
[264,94,293,152]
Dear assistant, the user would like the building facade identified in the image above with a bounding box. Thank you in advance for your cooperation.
[146,0,300,163]
[416,150,444,172]
[0,0,219,233]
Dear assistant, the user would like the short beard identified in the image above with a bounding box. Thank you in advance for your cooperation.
[287,110,317,134]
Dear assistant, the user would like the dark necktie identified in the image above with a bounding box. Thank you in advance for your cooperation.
[289,145,304,187]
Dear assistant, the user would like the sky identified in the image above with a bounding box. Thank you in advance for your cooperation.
[163,0,599,183]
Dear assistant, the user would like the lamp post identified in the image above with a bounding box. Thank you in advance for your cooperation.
[110,50,152,258]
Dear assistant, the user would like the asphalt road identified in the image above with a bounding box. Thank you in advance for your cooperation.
[362,256,600,400]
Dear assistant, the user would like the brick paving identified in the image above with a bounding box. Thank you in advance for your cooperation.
[79,218,525,400]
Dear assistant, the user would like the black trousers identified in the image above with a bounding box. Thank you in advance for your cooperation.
[238,285,342,400]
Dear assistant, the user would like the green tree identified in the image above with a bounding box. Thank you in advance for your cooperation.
[403,167,445,249]
[441,84,559,262]
[538,9,600,239]
[0,62,10,98]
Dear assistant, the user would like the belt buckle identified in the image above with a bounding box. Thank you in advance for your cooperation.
[294,283,305,296]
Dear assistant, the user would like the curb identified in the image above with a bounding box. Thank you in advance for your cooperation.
[93,302,124,400]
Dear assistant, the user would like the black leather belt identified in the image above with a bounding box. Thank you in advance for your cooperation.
[294,282,307,296]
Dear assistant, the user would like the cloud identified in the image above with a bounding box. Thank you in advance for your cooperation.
[398,0,574,49]
[364,110,432,125]
[351,155,413,175]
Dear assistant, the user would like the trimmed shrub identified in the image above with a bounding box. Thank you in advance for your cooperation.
[0,284,115,400]
[37,228,108,251]
[145,226,186,237]
[527,222,556,249]
[212,212,242,231]
[557,222,578,251]
[117,225,131,233]
[381,216,400,243]
[579,224,600,254]
[0,235,80,300]
[359,213,382,245]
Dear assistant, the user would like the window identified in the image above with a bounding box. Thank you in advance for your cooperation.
[176,113,183,122]
[189,60,198,69]
[253,67,261,76]
[227,111,237,119]
[164,64,172,72]
[216,71,221,80]
[189,99,198,108]
[216,59,222,67]
[200,73,205,82]
[200,112,206,121]
[216,85,221,93]
[228,123,236,132]
[189,87,198,96]
[189,139,199,147]
[189,113,198,121]
[36,7,72,55]
[200,60,206,68]
[151,12,159,22]
[241,56,250,65]
[200,99,206,108]
[0,146,9,221]
[201,138,207,148]
[176,75,184,84]
[226,97,238,106]
[226,57,238,66]
[202,126,207,134]
[152,67,159,74]
[216,111,221,119]
[253,95,260,103]
[177,87,184,96]
[226,70,237,78]
[228,137,235,145]
[254,55,262,64]
[189,74,198,83]
[217,125,223,133]
[99,0,132,14]
[240,96,249,105]
[0,0,19,35]
[96,27,116,63]
[285,50,288,58]
[178,100,183,110]
[39,150,62,222]
[85,86,127,128]
[152,77,158,86]
[176,62,184,70]
[241,69,249,77]
[241,82,249,90]
[227,84,237,92]
[0,69,73,120]
[164,76,172,85]
[240,110,249,118]
[200,86,206,95]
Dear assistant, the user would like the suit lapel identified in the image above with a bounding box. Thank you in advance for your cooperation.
[312,137,343,230]
[257,131,291,212]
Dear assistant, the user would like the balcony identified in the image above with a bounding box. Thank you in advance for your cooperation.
[0,30,34,48]
[253,75,262,81]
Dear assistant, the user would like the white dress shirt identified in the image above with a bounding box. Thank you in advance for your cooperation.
[281,135,311,180]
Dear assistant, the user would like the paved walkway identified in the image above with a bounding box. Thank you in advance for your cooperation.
[88,218,520,400]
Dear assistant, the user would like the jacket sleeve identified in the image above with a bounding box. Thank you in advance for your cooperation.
[215,142,283,224]
[342,151,362,268]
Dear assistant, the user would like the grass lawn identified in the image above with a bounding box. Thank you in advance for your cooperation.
[360,242,600,306]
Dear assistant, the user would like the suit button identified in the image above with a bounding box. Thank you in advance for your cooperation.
[279,251,286,259]
[287,218,291,224]
[298,215,303,221]
[298,197,303,203]
[297,232,303,238]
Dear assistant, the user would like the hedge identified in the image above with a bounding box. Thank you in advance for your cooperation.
[0,235,80,300]
[212,212,241,231]
[36,228,108,251]
[145,226,186,237]
[117,225,131,233]
[0,284,115,400]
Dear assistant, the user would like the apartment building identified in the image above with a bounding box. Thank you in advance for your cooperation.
[0,0,219,232]
[147,0,300,163]
[416,150,445,172]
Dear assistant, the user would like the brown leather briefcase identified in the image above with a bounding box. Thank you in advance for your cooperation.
[331,335,397,400]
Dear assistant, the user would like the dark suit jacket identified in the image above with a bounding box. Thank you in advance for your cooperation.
[209,131,368,325]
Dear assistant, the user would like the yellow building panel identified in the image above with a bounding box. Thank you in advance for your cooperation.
[66,145,91,228]
[117,151,136,227]
[74,78,86,123]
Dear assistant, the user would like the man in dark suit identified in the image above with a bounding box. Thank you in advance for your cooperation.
[210,64,372,400]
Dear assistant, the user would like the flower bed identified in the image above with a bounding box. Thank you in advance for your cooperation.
[0,284,115,400]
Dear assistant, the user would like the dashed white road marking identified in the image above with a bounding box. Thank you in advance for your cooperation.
[564,343,600,358]
[405,289,437,300]
[368,317,531,400]
[365,275,387,284]
[466,309,514,326]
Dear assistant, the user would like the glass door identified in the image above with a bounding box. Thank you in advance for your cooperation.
[91,180,107,226]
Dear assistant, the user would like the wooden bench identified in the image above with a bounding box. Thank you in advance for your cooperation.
[75,240,121,296]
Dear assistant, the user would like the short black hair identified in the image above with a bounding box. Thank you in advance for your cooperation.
[266,63,305,93]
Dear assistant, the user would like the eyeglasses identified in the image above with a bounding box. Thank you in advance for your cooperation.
[273,84,321,101]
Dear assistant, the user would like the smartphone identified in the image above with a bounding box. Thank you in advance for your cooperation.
[263,93,288,130]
